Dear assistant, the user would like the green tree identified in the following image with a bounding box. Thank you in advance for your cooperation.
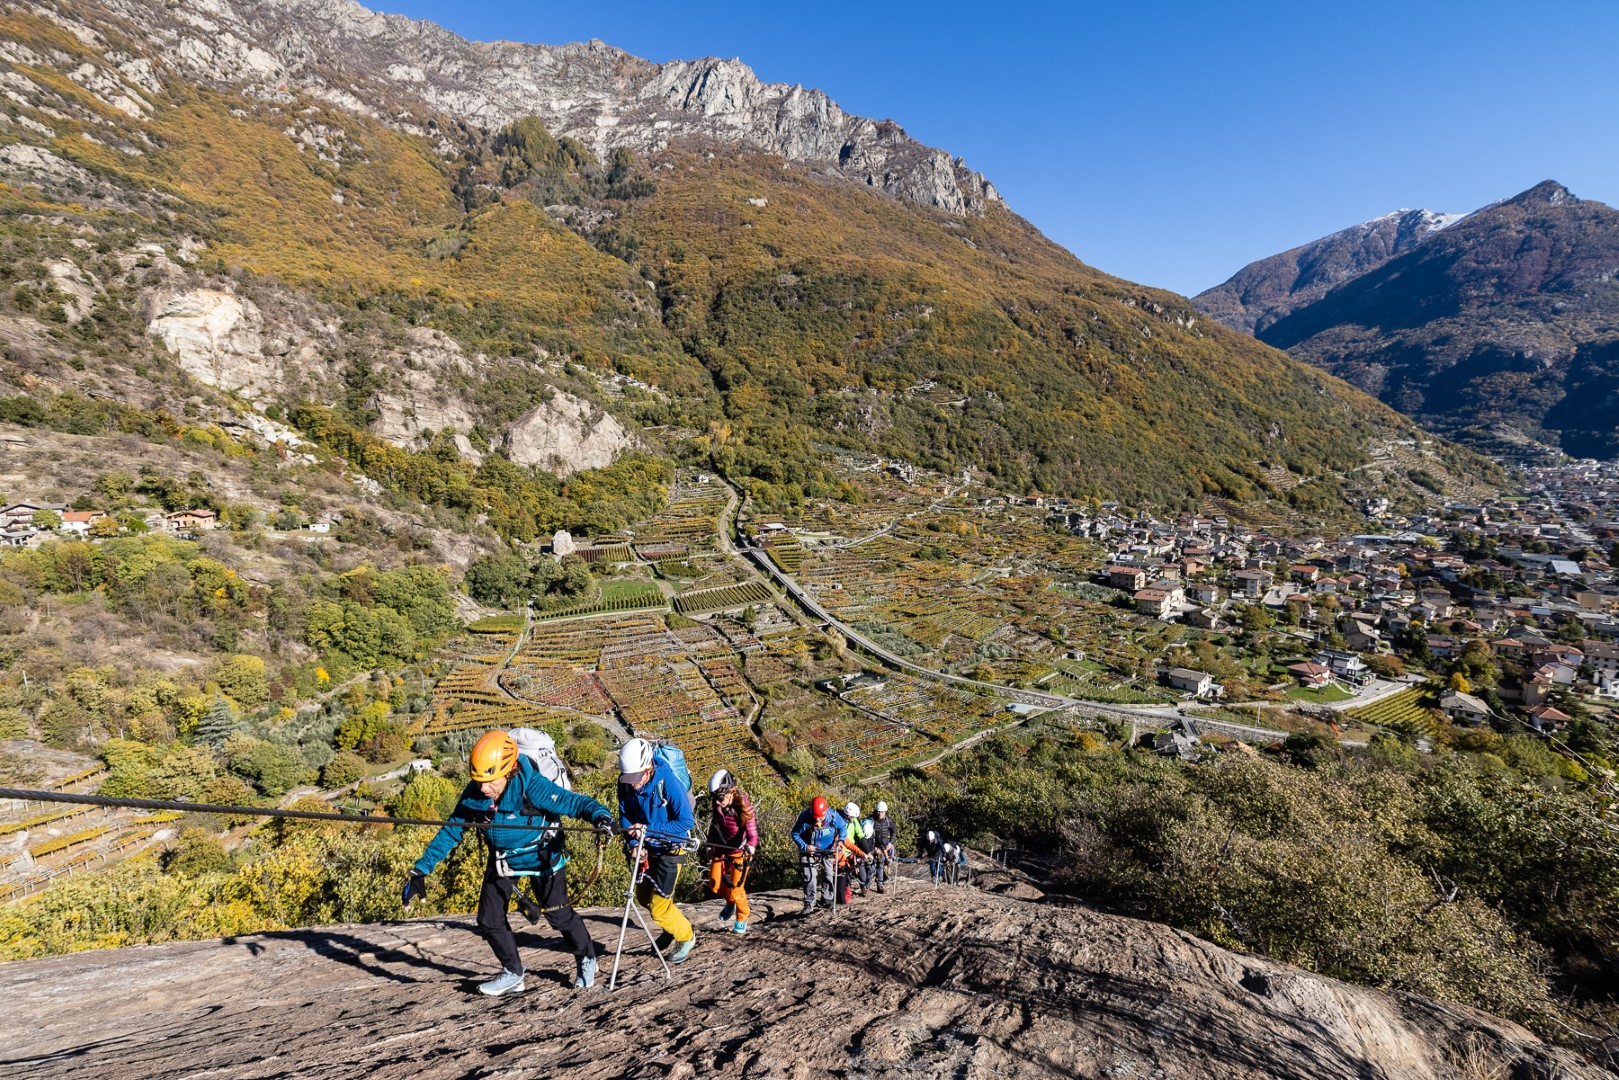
[192,698,242,748]
[463,552,532,608]
[320,751,367,789]
[215,655,270,709]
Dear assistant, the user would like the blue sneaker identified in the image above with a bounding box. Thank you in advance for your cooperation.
[719,902,736,922]
[478,968,525,996]
[573,955,598,990]
[669,932,698,964]
[732,920,748,935]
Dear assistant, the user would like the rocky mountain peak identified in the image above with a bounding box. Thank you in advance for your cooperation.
[81,0,1000,215]
[1205,179,1619,458]
[1506,179,1578,208]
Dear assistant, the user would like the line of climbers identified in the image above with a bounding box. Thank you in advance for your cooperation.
[401,728,965,996]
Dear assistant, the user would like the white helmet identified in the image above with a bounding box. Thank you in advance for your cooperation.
[618,738,653,779]
[844,802,860,819]
[926,830,938,845]
[875,802,888,814]
[708,768,736,795]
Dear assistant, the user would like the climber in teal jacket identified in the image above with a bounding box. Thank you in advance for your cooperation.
[412,758,609,878]
[403,732,615,995]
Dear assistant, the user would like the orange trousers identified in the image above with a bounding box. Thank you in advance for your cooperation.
[708,852,750,921]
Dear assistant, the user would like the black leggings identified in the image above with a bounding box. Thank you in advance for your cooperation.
[476,867,595,974]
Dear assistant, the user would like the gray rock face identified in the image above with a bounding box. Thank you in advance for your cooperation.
[0,875,1602,1080]
[82,0,999,216]
[502,389,635,475]
[1195,208,1462,335]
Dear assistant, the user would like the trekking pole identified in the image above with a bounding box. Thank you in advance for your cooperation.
[609,831,672,990]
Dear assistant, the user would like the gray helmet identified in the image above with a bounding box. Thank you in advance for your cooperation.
[708,768,736,796]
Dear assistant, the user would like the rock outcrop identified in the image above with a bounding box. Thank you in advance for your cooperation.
[78,0,999,216]
[503,389,635,475]
[147,288,276,399]
[0,870,1601,1079]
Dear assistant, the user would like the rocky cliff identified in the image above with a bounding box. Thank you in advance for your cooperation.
[76,0,999,216]
[0,869,1604,1080]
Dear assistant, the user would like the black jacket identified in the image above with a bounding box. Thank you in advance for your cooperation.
[871,815,896,849]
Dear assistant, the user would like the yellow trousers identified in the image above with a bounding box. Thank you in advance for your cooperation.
[635,861,693,943]
[709,853,750,921]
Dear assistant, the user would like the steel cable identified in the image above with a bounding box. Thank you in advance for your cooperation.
[0,787,608,832]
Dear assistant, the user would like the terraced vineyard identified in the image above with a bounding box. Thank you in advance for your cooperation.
[1344,687,1440,739]
[534,589,667,621]
[634,475,729,552]
[673,581,773,615]
[763,537,805,574]
[575,543,635,565]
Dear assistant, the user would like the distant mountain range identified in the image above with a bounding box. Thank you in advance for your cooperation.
[1195,182,1619,459]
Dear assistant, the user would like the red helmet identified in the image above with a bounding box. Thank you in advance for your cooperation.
[812,796,829,818]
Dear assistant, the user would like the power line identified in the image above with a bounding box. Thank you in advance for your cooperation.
[0,787,606,833]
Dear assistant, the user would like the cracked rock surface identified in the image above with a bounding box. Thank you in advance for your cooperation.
[0,866,1602,1079]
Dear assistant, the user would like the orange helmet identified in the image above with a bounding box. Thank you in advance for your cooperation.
[812,796,829,818]
[470,730,518,782]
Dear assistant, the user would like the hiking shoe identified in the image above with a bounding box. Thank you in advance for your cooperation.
[478,969,526,997]
[719,902,736,922]
[732,920,748,935]
[800,902,817,916]
[573,955,598,990]
[876,886,886,894]
[670,933,698,965]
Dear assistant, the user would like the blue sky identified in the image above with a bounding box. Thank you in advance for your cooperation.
[380,1,1617,297]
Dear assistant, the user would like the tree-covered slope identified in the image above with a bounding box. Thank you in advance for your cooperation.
[0,0,1492,514]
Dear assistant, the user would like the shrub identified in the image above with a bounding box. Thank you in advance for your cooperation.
[320,751,367,789]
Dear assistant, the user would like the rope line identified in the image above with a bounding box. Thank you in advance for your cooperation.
[0,787,607,833]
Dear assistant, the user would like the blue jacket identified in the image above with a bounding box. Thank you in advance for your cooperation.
[617,758,694,850]
[791,807,849,853]
[414,756,611,877]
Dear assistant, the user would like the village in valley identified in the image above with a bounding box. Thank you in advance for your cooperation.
[5,445,1616,900]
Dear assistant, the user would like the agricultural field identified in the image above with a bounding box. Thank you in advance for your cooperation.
[631,474,730,554]
[1343,687,1440,740]
[0,751,177,901]
[776,468,1175,695]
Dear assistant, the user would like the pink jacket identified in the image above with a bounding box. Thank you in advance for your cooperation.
[708,789,759,851]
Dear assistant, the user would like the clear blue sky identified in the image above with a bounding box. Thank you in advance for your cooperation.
[380,0,1617,297]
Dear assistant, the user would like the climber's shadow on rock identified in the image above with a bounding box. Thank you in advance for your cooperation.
[227,923,482,984]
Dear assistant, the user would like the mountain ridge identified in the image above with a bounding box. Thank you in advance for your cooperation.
[1195,181,1619,458]
[83,0,1000,216]
[1194,206,1463,335]
[0,0,1496,516]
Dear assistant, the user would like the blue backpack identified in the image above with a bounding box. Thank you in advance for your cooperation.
[652,742,692,795]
